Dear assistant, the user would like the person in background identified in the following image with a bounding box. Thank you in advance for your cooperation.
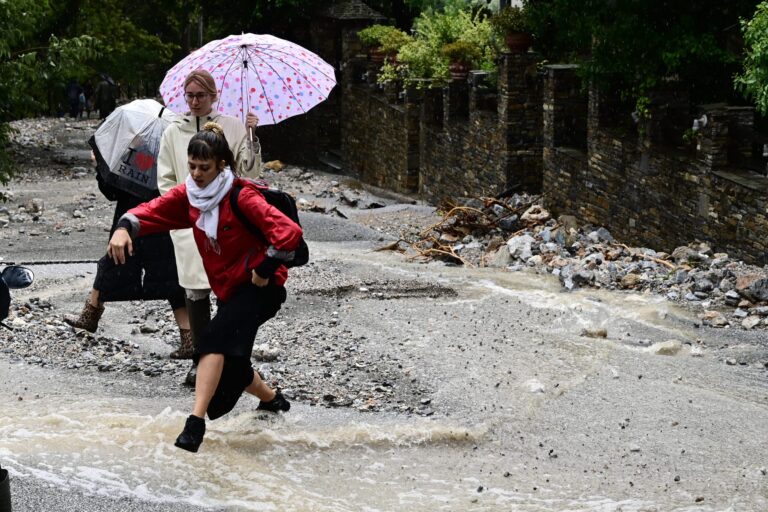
[64,152,192,357]
[94,74,117,119]
[108,122,296,452]
[78,91,87,119]
[65,79,83,119]
[157,69,261,386]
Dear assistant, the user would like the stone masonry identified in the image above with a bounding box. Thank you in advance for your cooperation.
[271,4,768,265]
[543,66,768,265]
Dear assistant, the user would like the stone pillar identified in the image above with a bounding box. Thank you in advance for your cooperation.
[443,80,469,129]
[383,79,400,103]
[497,52,543,192]
[404,85,424,192]
[469,71,490,112]
[697,104,755,169]
[421,85,444,128]
[586,83,600,143]
[542,64,586,150]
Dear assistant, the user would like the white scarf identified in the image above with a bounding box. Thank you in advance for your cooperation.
[185,167,234,246]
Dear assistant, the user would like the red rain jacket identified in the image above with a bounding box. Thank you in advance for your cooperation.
[126,178,302,301]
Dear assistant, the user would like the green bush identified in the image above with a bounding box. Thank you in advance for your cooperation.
[441,40,480,65]
[735,1,768,115]
[358,25,405,49]
[489,6,530,36]
[379,29,413,55]
[377,4,497,86]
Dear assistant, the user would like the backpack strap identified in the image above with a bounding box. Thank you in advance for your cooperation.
[229,185,268,246]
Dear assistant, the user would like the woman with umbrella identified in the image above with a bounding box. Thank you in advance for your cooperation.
[108,122,298,452]
[157,70,261,383]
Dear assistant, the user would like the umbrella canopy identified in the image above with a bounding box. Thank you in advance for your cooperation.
[159,33,336,126]
[89,99,180,200]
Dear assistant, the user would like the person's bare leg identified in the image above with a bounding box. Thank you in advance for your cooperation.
[244,370,276,401]
[172,306,190,330]
[88,288,102,307]
[191,353,224,418]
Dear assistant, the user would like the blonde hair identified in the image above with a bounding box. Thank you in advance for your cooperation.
[184,69,217,97]
[202,121,224,136]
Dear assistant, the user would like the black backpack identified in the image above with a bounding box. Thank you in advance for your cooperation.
[229,180,309,268]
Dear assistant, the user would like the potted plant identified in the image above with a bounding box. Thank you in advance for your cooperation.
[358,25,410,64]
[441,41,481,80]
[490,6,533,53]
[682,127,702,153]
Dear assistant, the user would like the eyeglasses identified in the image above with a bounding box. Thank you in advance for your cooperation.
[184,92,212,102]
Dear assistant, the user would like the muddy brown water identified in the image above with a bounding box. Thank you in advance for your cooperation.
[2,247,767,511]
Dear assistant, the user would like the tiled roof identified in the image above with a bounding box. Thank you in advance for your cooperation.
[322,0,387,20]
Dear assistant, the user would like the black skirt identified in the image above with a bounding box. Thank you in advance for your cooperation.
[197,283,286,358]
[200,283,287,420]
[93,169,185,309]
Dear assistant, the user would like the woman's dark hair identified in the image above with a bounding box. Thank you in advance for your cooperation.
[187,122,237,174]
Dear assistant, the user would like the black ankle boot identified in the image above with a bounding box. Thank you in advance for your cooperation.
[175,415,205,452]
[257,389,291,413]
[183,363,197,387]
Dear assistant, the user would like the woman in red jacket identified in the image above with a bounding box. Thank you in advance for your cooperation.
[107,122,302,452]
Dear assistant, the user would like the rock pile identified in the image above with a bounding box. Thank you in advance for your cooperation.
[8,118,64,149]
[408,195,768,330]
[1,298,189,378]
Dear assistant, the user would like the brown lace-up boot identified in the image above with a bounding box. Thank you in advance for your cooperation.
[170,328,194,360]
[64,300,105,333]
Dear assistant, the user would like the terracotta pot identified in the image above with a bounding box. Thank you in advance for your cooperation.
[449,62,470,80]
[505,32,533,53]
[369,47,385,64]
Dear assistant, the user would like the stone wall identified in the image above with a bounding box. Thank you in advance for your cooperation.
[543,66,768,265]
[278,10,768,265]
[341,84,419,192]
[342,53,543,202]
[419,79,505,202]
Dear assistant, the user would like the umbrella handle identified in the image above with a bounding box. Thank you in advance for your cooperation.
[244,129,261,175]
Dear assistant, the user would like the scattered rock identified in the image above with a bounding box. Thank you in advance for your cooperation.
[581,328,608,338]
[651,340,682,356]
[521,205,550,224]
[701,311,729,328]
[253,343,280,362]
[742,316,762,330]
[620,273,642,289]
[263,160,285,172]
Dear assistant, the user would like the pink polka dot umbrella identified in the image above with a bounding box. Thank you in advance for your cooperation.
[159,33,336,126]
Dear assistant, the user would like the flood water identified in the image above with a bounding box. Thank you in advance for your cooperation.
[2,398,491,511]
[2,256,767,511]
[2,396,666,511]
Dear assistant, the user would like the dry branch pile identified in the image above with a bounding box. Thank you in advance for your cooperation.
[405,194,541,265]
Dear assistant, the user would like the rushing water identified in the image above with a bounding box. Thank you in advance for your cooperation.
[2,259,766,511]
[1,398,492,511]
[1,396,676,511]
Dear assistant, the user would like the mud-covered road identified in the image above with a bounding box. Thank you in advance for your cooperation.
[1,117,767,511]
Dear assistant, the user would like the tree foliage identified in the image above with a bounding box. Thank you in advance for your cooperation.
[56,0,179,97]
[526,0,758,110]
[0,0,98,186]
[735,1,768,115]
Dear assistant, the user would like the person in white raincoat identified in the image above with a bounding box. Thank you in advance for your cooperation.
[157,69,261,383]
